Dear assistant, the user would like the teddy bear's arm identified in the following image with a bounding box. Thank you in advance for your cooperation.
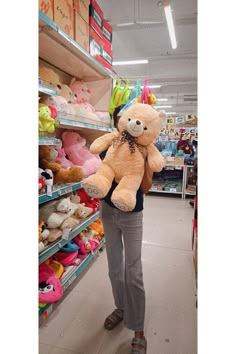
[89,131,120,154]
[40,159,62,172]
[146,144,165,172]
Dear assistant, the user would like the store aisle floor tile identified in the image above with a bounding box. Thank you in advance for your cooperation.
[39,197,197,354]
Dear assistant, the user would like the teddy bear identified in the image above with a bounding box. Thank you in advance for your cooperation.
[38,103,58,134]
[40,95,76,118]
[39,66,62,94]
[69,78,101,123]
[39,145,84,184]
[83,103,166,211]
[39,198,79,229]
[39,220,50,253]
[59,84,77,104]
[61,131,101,177]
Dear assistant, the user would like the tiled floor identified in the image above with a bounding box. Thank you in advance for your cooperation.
[39,195,197,354]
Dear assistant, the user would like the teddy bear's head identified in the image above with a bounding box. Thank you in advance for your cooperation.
[118,103,166,146]
[70,78,91,104]
[39,145,58,162]
[62,131,86,148]
[39,66,62,93]
[60,84,77,103]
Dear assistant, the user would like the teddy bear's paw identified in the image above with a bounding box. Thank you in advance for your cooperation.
[83,183,104,198]
[112,200,132,212]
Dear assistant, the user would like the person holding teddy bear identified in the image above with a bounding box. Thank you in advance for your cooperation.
[100,105,154,354]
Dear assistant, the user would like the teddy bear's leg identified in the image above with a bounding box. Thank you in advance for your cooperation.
[83,163,114,198]
[111,175,143,212]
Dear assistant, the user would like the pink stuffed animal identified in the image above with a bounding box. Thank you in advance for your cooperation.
[56,147,73,169]
[70,78,101,123]
[61,131,101,177]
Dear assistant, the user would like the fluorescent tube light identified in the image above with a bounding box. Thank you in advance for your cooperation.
[116,22,134,27]
[129,84,161,89]
[154,105,172,109]
[166,112,176,115]
[113,60,149,65]
[157,98,168,101]
[164,2,177,49]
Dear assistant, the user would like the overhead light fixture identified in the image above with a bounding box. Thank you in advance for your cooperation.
[116,22,135,27]
[166,112,176,115]
[129,84,161,89]
[154,105,172,108]
[113,59,149,66]
[163,0,177,49]
[157,98,168,101]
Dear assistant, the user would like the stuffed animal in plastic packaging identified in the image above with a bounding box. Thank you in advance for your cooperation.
[70,78,100,123]
[39,66,62,94]
[61,131,101,177]
[39,145,84,184]
[83,103,166,211]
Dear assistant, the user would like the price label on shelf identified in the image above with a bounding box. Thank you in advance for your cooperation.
[62,228,71,240]
[170,188,177,192]
[58,186,73,196]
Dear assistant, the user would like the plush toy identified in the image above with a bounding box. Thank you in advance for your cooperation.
[39,66,61,93]
[39,145,84,184]
[47,228,63,243]
[60,216,80,230]
[74,203,93,220]
[83,103,166,211]
[39,220,50,253]
[61,131,101,177]
[70,78,100,123]
[39,198,79,229]
[38,103,58,134]
[39,168,46,193]
[55,147,73,169]
[60,84,77,103]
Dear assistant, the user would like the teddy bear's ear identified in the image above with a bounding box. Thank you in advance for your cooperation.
[159,110,167,129]
[70,77,76,86]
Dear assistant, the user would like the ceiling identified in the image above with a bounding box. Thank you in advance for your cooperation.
[97,0,197,117]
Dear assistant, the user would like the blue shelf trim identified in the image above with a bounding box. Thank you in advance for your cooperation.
[38,137,61,145]
[39,10,114,79]
[39,211,100,264]
[58,117,113,132]
[39,237,105,318]
[39,182,83,205]
[39,83,57,96]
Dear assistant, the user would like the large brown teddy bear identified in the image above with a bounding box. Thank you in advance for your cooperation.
[83,103,166,211]
[39,145,84,184]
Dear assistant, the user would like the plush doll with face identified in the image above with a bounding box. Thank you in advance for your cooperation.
[83,103,166,211]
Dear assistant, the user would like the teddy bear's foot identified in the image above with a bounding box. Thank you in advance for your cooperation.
[112,200,131,212]
[83,183,105,199]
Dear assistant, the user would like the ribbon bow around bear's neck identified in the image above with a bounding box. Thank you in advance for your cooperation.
[112,130,141,154]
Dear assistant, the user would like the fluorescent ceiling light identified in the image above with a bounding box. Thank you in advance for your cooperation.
[157,98,168,101]
[164,2,177,49]
[116,22,134,27]
[154,105,172,108]
[129,84,161,89]
[166,112,176,115]
[113,60,149,65]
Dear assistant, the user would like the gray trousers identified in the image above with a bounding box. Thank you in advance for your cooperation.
[100,201,145,331]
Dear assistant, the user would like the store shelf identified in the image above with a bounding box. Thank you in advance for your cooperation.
[39,237,105,320]
[39,11,115,81]
[149,188,182,195]
[39,182,83,205]
[39,211,100,264]
[185,190,196,196]
[38,136,61,145]
[38,82,58,96]
[58,117,113,133]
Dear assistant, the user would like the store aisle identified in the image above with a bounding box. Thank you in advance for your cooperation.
[39,195,197,354]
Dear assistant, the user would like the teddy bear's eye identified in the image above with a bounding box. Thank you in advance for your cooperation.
[144,127,147,130]
[128,118,131,121]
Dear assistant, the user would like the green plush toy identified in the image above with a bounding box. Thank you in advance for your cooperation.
[38,103,57,134]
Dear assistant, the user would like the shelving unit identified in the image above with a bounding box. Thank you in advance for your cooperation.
[183,165,197,198]
[38,8,114,323]
[39,11,115,81]
[39,211,100,264]
[39,237,105,323]
[39,181,83,204]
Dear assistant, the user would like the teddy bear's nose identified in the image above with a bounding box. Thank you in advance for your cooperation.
[136,120,141,125]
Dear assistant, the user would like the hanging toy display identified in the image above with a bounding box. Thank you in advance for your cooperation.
[138,80,157,105]
[119,79,131,105]
[109,79,123,115]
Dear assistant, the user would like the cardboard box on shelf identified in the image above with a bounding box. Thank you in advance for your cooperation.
[89,26,103,59]
[89,0,103,38]
[74,11,89,52]
[102,19,112,45]
[96,56,113,72]
[73,0,89,23]
[39,0,54,21]
[54,0,74,38]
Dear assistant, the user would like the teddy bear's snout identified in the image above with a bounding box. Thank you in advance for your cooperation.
[136,120,141,125]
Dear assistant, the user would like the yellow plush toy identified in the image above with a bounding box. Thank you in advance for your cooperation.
[83,103,166,211]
